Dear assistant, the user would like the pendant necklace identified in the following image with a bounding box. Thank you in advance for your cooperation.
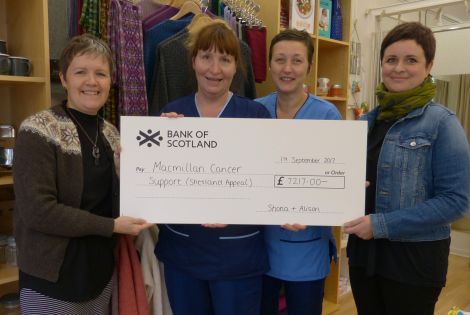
[66,107,100,166]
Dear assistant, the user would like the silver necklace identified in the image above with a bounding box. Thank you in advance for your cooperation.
[66,108,100,166]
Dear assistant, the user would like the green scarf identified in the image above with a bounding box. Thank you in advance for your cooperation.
[375,76,436,121]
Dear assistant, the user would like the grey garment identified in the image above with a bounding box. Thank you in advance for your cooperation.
[148,29,257,116]
[13,104,118,282]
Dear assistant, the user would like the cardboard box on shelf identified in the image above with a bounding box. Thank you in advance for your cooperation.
[290,0,315,34]
[319,0,332,38]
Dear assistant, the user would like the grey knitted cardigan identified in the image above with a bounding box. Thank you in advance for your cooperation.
[13,104,120,282]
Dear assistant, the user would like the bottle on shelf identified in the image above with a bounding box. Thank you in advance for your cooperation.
[0,234,8,263]
[330,0,343,40]
[5,236,16,266]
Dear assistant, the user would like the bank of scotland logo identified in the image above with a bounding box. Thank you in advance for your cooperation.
[136,129,163,147]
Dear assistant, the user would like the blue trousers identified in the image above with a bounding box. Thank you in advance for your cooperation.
[260,275,325,315]
[164,263,263,315]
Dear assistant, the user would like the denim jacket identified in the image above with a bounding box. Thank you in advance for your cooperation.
[365,101,470,241]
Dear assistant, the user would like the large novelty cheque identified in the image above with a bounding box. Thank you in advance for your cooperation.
[120,117,367,226]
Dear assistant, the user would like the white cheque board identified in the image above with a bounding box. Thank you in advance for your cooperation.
[120,116,367,226]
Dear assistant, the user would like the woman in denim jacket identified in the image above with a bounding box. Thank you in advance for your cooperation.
[344,22,470,315]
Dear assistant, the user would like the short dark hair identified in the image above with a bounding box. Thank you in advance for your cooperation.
[59,33,114,79]
[380,22,435,66]
[269,29,315,68]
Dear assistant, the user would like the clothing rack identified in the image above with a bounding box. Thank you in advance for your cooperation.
[365,0,464,19]
[223,0,263,27]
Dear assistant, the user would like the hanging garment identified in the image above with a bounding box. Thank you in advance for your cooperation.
[80,0,101,37]
[143,5,179,31]
[103,87,119,127]
[67,0,85,38]
[115,235,150,315]
[245,26,267,83]
[135,226,173,315]
[108,0,148,116]
[100,0,111,41]
[138,0,165,19]
[149,29,257,115]
[144,16,192,103]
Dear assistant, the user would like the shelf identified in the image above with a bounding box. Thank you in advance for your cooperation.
[320,96,348,102]
[0,75,46,84]
[279,26,317,40]
[318,37,350,48]
[0,263,18,285]
[0,175,13,187]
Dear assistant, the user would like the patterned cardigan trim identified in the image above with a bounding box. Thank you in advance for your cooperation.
[20,109,120,155]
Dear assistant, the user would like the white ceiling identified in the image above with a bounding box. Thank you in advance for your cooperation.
[439,1,470,23]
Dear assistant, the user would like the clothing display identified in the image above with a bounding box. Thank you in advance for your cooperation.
[108,0,148,117]
[245,26,267,83]
[67,0,84,37]
[142,5,180,31]
[80,0,101,37]
[66,1,264,121]
[143,17,192,102]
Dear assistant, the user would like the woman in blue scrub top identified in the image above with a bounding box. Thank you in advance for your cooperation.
[256,29,340,315]
[155,21,270,315]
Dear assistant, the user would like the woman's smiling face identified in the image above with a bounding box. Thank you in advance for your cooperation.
[269,40,310,96]
[381,39,433,92]
[60,52,111,115]
[192,48,237,99]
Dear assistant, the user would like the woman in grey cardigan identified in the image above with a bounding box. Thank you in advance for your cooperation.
[13,34,151,314]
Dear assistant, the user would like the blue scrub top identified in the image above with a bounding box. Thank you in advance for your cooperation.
[155,94,271,280]
[256,92,340,281]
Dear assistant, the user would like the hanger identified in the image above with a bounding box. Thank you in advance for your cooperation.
[167,0,198,9]
[187,13,210,28]
[170,1,202,20]
[187,16,227,37]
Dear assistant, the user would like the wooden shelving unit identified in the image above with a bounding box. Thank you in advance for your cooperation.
[0,264,18,286]
[0,75,47,84]
[0,175,13,187]
[0,0,51,130]
[0,0,50,295]
[255,0,352,311]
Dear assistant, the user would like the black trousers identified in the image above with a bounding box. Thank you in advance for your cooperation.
[349,266,442,315]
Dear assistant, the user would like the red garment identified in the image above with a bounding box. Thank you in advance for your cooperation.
[245,27,267,83]
[78,0,84,35]
[116,235,150,315]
